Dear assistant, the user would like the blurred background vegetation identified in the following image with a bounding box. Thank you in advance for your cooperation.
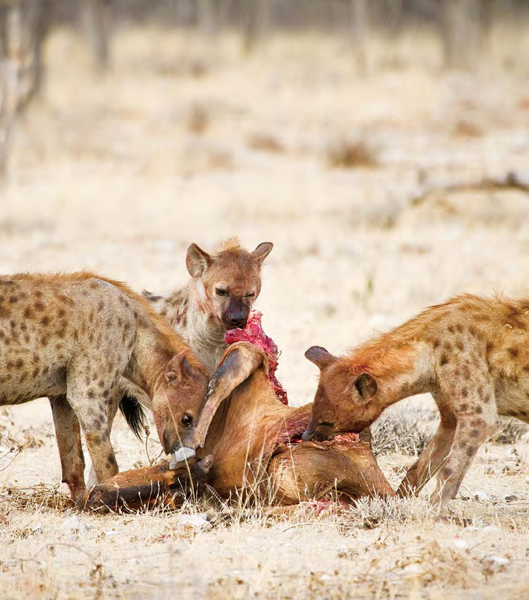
[1,0,529,174]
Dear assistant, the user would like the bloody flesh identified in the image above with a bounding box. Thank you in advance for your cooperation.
[225,310,288,404]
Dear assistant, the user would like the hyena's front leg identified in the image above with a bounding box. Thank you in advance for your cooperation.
[49,395,86,505]
[435,414,493,517]
[86,386,122,488]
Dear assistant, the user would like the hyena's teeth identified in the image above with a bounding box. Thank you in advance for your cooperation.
[169,447,196,469]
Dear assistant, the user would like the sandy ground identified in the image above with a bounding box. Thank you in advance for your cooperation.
[1,26,529,599]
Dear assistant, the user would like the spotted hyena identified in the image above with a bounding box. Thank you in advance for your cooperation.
[145,238,273,375]
[302,294,529,517]
[0,272,208,505]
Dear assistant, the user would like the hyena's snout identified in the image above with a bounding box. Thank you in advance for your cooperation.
[224,299,250,329]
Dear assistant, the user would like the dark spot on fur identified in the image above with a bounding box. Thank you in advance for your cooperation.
[41,315,50,326]
[102,390,110,399]
[443,467,453,477]
[98,380,105,389]
[14,359,24,369]
[459,402,469,412]
[34,301,45,312]
[87,389,96,399]
[461,387,468,397]
[455,323,463,333]
[475,405,483,414]
[506,308,525,329]
[456,340,464,352]
[98,300,104,311]
[23,307,33,319]
[447,325,455,333]
[443,341,452,352]
[440,353,449,366]
[8,296,18,304]
[57,308,66,318]
[470,428,481,437]
[466,446,477,457]
[508,347,519,359]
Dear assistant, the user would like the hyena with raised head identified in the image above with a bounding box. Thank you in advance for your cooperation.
[0,272,208,505]
[146,238,273,375]
[303,294,529,518]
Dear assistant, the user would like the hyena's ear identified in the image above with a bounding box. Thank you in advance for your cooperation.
[353,373,377,401]
[305,346,337,370]
[166,351,192,383]
[186,243,213,277]
[251,242,273,266]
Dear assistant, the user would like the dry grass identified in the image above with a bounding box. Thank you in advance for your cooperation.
[452,120,483,138]
[325,138,379,169]
[372,409,437,456]
[246,132,285,153]
[186,103,210,135]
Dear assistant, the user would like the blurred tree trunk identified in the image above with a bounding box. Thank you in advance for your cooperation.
[81,0,112,70]
[441,0,482,69]
[241,0,269,53]
[0,1,22,175]
[197,0,215,34]
[350,0,372,76]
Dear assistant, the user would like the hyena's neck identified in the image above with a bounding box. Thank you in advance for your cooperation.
[348,340,435,419]
[152,282,227,375]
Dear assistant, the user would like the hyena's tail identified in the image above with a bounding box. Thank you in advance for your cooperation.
[118,377,150,440]
[119,394,147,440]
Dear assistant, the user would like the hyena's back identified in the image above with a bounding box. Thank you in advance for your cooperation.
[0,272,137,405]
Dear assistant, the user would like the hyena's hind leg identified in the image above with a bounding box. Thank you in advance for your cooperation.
[49,395,86,505]
[398,401,457,497]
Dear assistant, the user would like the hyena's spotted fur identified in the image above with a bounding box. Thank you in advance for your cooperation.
[146,238,273,375]
[304,294,529,517]
[0,272,208,505]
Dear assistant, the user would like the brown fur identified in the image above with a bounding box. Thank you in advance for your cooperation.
[146,239,273,374]
[304,294,529,517]
[0,271,208,505]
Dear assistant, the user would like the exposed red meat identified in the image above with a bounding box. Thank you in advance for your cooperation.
[225,310,288,405]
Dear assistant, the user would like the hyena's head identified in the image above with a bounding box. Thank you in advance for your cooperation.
[186,238,273,330]
[301,346,380,442]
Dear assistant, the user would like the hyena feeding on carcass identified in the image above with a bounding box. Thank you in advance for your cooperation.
[0,272,208,506]
[303,294,529,517]
[145,238,273,375]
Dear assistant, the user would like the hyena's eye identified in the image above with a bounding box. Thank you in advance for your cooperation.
[245,292,256,298]
[215,288,228,297]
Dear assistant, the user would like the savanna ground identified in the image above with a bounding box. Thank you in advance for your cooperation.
[1,24,529,599]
